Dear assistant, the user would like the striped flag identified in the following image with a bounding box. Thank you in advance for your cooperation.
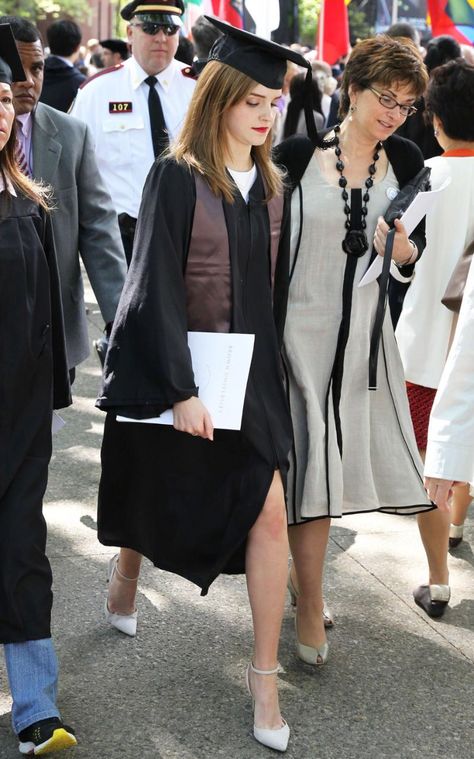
[427,0,474,44]
[185,0,216,29]
[213,1,244,27]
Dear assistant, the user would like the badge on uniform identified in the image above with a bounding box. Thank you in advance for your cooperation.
[109,102,133,113]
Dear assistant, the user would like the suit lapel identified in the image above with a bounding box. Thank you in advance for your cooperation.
[32,104,62,183]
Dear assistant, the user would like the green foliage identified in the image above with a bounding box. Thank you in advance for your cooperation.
[298,0,321,47]
[1,0,90,22]
[348,6,374,43]
[297,1,375,48]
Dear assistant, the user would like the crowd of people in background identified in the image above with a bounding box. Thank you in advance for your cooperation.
[1,1,473,755]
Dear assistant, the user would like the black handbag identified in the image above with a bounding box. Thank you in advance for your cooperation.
[383,166,431,227]
[369,166,431,389]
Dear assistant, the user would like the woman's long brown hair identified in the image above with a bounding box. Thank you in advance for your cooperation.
[171,61,284,203]
[1,121,51,211]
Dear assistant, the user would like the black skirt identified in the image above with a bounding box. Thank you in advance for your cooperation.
[98,417,279,594]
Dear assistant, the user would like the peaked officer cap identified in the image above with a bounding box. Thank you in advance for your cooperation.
[121,0,185,25]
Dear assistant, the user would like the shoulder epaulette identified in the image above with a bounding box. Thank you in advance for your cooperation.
[181,65,198,80]
[80,63,125,89]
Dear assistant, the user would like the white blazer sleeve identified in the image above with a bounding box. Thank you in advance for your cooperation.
[424,257,474,483]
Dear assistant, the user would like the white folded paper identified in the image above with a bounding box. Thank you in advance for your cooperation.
[52,411,66,435]
[358,173,452,288]
[117,331,255,431]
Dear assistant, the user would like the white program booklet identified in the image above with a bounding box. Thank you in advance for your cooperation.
[117,331,255,431]
[358,172,452,288]
[52,412,65,435]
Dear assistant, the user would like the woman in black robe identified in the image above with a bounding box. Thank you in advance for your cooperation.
[0,24,75,755]
[96,19,316,753]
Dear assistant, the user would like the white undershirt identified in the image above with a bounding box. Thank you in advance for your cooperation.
[0,174,17,195]
[228,164,257,203]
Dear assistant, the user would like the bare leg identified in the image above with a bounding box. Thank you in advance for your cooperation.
[246,471,288,730]
[107,548,142,615]
[417,509,450,585]
[288,518,330,651]
[417,447,450,586]
[451,483,472,527]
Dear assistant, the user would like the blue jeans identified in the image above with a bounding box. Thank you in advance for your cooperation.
[3,638,60,734]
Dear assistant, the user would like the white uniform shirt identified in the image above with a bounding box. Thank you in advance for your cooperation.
[424,257,474,484]
[70,56,196,218]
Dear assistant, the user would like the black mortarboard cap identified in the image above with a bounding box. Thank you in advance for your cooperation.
[100,38,130,60]
[0,23,26,85]
[121,0,184,24]
[205,16,319,146]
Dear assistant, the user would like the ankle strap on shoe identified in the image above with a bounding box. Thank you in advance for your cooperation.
[430,584,451,602]
[114,560,139,582]
[250,662,281,676]
[449,523,464,539]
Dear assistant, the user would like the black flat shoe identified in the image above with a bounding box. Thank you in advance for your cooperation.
[413,584,450,618]
[18,717,77,755]
[449,524,464,550]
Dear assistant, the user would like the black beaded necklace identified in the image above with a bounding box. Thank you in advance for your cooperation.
[334,124,383,257]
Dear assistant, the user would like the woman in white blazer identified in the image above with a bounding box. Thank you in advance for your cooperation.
[396,59,474,618]
[424,256,474,508]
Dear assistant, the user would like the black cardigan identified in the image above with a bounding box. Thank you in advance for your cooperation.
[273,132,426,323]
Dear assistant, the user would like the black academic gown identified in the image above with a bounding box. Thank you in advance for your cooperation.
[0,192,71,644]
[97,159,293,595]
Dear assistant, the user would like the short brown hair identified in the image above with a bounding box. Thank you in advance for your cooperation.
[171,60,284,203]
[339,35,428,118]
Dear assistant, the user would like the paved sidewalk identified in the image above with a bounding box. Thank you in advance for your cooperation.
[1,284,473,759]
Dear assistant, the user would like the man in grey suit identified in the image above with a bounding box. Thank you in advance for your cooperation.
[2,15,126,374]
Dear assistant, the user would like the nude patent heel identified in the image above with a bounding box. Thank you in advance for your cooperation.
[287,567,334,628]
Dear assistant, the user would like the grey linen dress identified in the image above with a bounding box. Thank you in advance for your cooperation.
[283,153,433,523]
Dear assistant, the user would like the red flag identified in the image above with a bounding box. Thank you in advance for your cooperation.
[214,1,244,28]
[427,1,474,44]
[318,0,350,65]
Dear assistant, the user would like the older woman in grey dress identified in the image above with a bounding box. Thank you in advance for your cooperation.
[276,36,435,666]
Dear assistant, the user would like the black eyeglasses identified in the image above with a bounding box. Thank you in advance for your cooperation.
[368,86,417,117]
[130,22,180,36]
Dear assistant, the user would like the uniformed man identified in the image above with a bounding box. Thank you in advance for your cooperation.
[70,0,196,265]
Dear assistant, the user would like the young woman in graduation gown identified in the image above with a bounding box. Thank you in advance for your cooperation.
[0,27,76,754]
[274,36,436,667]
[96,19,313,752]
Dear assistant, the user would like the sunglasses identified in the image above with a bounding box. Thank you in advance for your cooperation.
[130,22,180,36]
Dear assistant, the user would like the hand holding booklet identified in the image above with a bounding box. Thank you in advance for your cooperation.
[358,169,451,288]
[117,331,255,431]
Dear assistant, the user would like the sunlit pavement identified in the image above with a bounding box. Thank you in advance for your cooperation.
[1,278,473,758]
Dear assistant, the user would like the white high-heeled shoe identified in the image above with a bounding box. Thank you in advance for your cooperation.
[105,554,138,637]
[245,662,290,752]
[294,617,329,666]
[287,568,334,628]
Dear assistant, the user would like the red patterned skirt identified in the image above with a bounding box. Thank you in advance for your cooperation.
[406,382,437,451]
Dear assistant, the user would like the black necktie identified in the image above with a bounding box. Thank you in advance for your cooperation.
[145,75,169,158]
